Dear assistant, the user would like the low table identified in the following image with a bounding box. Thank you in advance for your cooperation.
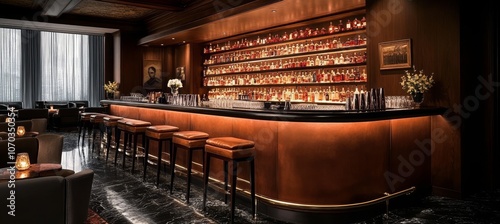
[0,163,74,180]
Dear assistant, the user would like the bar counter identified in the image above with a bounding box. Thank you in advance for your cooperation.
[101,99,446,222]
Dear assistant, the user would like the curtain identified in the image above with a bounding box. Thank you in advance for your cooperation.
[88,35,104,107]
[40,31,90,102]
[21,29,41,109]
[0,28,22,102]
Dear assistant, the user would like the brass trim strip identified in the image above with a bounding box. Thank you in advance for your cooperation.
[254,187,416,210]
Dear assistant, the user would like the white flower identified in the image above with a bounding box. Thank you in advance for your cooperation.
[400,66,435,95]
[167,79,183,89]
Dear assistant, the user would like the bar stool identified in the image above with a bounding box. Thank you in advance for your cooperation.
[115,118,132,166]
[78,112,99,142]
[118,119,151,172]
[143,125,179,185]
[90,113,107,154]
[203,137,255,223]
[103,115,123,163]
[170,131,209,203]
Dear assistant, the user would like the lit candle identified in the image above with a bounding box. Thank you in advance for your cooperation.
[15,153,31,171]
[50,105,54,110]
[16,126,26,137]
[5,117,10,122]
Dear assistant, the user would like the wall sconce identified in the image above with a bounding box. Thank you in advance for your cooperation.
[16,126,26,137]
[15,153,31,171]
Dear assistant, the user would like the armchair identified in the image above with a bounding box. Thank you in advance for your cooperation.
[36,133,64,164]
[0,137,39,168]
[52,108,80,130]
[0,169,95,224]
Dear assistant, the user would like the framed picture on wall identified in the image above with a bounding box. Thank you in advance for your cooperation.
[176,67,185,81]
[143,60,162,90]
[378,39,412,70]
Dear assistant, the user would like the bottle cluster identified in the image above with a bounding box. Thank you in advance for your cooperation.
[203,16,367,54]
[207,85,367,103]
[204,67,367,86]
[204,51,366,76]
[203,34,366,65]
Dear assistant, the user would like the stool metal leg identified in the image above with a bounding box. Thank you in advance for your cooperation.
[230,160,237,224]
[224,161,229,204]
[203,153,211,212]
[131,133,138,173]
[143,136,150,181]
[122,131,129,169]
[114,128,121,165]
[170,144,177,194]
[156,140,163,186]
[186,148,193,203]
[250,158,255,218]
[105,126,112,162]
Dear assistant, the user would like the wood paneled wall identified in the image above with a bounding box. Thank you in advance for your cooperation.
[366,0,463,197]
[366,0,499,198]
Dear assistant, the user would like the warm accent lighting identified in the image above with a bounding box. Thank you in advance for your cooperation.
[50,105,54,110]
[16,126,26,137]
[5,117,11,122]
[15,153,31,171]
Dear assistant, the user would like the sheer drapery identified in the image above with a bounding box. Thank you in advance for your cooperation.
[40,32,90,102]
[21,29,41,109]
[0,28,22,102]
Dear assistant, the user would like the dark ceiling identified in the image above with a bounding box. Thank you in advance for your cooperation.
[0,0,366,46]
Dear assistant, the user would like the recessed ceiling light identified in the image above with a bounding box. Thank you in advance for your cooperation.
[161,44,164,46]
[172,37,175,40]
[272,9,277,13]
[182,41,186,43]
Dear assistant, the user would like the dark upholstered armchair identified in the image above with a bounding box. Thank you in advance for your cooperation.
[52,108,80,130]
[17,108,49,121]
[0,169,95,224]
[36,133,64,164]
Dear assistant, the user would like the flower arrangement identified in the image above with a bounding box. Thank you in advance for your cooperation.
[104,81,119,93]
[167,79,183,89]
[400,66,435,95]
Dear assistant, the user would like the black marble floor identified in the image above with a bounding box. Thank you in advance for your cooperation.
[58,130,500,224]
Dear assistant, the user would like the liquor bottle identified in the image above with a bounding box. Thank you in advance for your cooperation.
[361,16,367,28]
[329,21,335,33]
[338,20,344,32]
[346,19,352,31]
[353,18,360,29]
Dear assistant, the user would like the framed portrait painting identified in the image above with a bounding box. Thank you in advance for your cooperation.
[378,39,412,70]
[143,60,162,90]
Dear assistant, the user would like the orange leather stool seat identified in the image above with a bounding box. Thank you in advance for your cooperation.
[143,125,179,186]
[203,137,256,223]
[103,115,123,163]
[116,118,151,172]
[170,131,209,203]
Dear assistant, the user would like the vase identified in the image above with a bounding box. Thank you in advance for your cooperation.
[170,87,179,96]
[106,92,114,100]
[411,92,424,108]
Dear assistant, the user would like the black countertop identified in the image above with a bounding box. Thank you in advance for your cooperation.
[100,100,447,122]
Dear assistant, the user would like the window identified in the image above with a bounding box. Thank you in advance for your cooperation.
[40,32,90,101]
[0,28,21,102]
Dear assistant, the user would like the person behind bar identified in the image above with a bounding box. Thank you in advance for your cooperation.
[144,66,162,90]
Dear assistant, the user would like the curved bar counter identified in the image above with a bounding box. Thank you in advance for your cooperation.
[100,100,446,223]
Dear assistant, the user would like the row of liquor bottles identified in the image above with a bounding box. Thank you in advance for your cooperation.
[203,16,367,54]
[204,67,367,87]
[203,34,367,65]
[204,51,366,76]
[207,85,367,103]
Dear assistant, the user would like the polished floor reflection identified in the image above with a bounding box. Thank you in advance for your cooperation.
[59,130,500,224]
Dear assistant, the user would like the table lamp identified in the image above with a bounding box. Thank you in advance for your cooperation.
[16,126,26,137]
[15,153,30,171]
